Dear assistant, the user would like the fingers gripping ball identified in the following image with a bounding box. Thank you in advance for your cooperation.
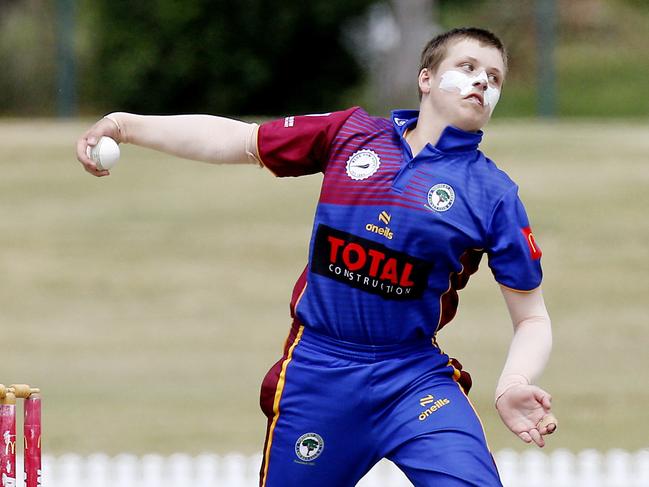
[87,136,120,170]
[537,413,558,434]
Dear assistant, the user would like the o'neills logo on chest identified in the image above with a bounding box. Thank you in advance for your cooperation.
[311,224,432,300]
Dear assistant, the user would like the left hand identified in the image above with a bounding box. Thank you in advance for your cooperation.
[495,384,556,447]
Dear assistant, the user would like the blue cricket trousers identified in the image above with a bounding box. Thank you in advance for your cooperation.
[259,325,502,486]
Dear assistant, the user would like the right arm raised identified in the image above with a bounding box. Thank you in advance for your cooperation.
[76,113,260,177]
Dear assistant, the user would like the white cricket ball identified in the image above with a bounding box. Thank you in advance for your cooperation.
[87,136,120,170]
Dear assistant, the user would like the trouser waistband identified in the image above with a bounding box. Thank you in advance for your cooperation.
[296,324,439,362]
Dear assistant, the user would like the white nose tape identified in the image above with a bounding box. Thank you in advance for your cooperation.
[438,70,501,113]
[474,70,489,85]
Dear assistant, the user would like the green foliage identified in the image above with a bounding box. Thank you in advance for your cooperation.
[619,0,649,10]
[85,0,375,115]
[0,1,57,114]
[1,0,649,117]
[559,45,649,117]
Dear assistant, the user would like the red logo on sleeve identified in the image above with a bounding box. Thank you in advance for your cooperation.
[521,227,542,260]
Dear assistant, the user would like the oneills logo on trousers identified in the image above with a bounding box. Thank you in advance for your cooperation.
[419,394,435,407]
[311,224,432,300]
[418,395,451,421]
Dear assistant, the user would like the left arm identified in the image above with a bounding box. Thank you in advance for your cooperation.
[495,286,556,447]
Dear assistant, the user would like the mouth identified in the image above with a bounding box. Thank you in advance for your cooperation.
[464,92,484,107]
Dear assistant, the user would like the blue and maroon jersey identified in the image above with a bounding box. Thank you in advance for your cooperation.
[257,107,542,344]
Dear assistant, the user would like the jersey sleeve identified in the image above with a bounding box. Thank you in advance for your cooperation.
[257,107,359,177]
[486,186,543,291]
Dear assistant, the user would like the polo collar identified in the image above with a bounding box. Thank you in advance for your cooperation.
[391,109,483,154]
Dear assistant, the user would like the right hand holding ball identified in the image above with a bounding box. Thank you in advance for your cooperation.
[77,115,122,177]
[86,136,120,171]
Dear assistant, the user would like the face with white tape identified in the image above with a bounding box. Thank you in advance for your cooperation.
[419,39,506,132]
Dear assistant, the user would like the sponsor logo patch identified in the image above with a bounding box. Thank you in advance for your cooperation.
[365,211,393,240]
[295,433,324,462]
[419,394,435,407]
[521,226,542,260]
[346,149,381,180]
[427,183,455,212]
[418,394,451,421]
[311,224,432,300]
[2,430,16,455]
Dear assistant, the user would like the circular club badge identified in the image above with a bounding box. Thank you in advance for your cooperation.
[427,183,455,212]
[346,149,381,180]
[295,432,324,462]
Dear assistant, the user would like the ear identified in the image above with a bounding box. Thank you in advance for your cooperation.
[418,68,432,96]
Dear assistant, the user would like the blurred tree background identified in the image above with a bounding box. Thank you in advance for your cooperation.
[0,0,648,117]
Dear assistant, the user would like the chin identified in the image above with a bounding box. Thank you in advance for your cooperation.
[454,121,483,133]
[454,113,489,132]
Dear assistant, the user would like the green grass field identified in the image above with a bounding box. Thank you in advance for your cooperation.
[0,118,647,455]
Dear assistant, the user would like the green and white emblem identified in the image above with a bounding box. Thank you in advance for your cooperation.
[295,432,324,461]
[427,183,455,212]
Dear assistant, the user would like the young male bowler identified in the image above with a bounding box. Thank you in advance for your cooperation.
[77,27,556,487]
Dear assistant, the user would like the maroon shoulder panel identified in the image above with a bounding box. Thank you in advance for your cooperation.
[257,107,359,177]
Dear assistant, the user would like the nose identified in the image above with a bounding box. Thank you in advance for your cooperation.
[473,70,489,90]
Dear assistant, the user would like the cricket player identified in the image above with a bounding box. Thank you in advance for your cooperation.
[77,27,556,487]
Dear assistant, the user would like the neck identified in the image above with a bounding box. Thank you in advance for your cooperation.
[405,104,447,156]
